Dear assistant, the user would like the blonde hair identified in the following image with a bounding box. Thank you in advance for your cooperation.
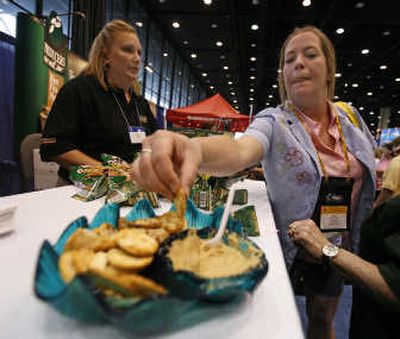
[83,20,140,94]
[278,26,336,104]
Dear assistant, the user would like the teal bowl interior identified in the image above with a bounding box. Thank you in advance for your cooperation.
[34,199,268,334]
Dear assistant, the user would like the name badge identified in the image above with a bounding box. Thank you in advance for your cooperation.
[128,126,146,144]
[312,177,354,232]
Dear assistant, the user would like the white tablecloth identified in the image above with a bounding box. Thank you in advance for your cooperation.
[0,180,304,339]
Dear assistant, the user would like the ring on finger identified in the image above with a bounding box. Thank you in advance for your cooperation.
[141,148,152,154]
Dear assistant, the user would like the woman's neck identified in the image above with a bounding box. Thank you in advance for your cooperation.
[297,101,330,126]
[107,74,131,93]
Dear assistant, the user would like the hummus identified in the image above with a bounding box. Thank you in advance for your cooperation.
[168,230,262,279]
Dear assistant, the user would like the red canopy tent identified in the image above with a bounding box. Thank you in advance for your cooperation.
[166,93,250,132]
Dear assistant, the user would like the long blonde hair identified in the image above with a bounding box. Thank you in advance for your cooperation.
[83,20,141,94]
[278,25,337,104]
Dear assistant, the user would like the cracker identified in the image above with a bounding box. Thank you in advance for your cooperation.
[89,266,167,297]
[59,251,76,283]
[107,248,153,270]
[116,230,158,257]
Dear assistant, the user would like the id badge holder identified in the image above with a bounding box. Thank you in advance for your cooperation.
[128,126,146,144]
[312,177,354,232]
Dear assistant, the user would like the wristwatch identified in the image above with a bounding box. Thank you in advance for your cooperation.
[321,243,339,267]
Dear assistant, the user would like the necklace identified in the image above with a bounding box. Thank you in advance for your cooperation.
[111,91,142,129]
[289,102,352,179]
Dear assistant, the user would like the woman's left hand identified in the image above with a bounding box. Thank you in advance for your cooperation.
[288,219,331,262]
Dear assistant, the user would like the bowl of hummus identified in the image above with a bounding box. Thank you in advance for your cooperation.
[154,227,268,301]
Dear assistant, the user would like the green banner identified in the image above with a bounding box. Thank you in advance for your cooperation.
[14,13,48,154]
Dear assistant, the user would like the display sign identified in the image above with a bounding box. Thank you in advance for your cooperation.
[43,11,67,74]
[379,127,400,145]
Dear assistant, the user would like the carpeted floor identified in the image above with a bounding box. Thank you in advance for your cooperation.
[296,285,353,338]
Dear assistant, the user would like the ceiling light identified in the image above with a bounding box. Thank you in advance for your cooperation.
[223,66,229,70]
[251,24,259,31]
[250,57,257,61]
[211,23,218,29]
[202,72,208,77]
[190,53,197,58]
[302,0,311,7]
[335,73,342,78]
[233,99,237,103]
[277,69,282,73]
[334,96,339,99]
[355,2,365,9]
[395,78,400,82]
[344,83,348,87]
[250,97,254,101]
[183,40,189,45]
[215,41,223,47]
[380,65,388,70]
[336,28,344,34]
[190,84,195,88]
[250,75,256,80]
[347,63,352,67]
[382,30,391,36]
[361,49,370,55]
[359,107,364,111]
[252,0,259,4]
[136,22,143,27]
[370,123,375,126]
[369,111,374,115]
[250,88,254,92]
[352,83,359,88]
[230,92,235,95]
[163,52,168,57]
[268,95,273,99]
[209,85,214,89]
[367,92,373,96]
[272,84,278,88]
[172,21,180,28]
[228,81,233,85]
[145,65,154,73]
[348,102,353,105]
[251,43,257,48]
[203,0,212,5]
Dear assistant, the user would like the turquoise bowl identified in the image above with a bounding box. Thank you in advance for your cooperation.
[34,199,268,334]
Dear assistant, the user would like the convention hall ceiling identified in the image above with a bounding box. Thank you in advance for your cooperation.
[139,0,399,132]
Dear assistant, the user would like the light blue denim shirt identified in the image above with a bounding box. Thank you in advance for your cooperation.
[245,103,376,267]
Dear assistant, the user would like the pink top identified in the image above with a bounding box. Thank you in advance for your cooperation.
[298,103,364,212]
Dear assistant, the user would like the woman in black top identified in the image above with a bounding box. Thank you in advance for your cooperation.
[40,20,158,179]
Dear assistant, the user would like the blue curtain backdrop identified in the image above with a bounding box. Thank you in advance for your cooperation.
[0,39,15,161]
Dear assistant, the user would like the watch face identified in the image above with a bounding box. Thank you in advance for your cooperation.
[322,244,339,257]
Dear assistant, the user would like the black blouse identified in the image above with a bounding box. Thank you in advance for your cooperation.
[40,73,158,176]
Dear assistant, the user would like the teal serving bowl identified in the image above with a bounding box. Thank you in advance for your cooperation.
[34,199,268,334]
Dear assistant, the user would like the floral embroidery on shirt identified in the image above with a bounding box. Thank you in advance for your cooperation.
[296,171,312,184]
[284,147,303,167]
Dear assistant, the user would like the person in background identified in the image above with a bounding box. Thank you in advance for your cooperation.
[40,20,158,182]
[288,187,400,339]
[374,137,400,207]
[130,26,376,338]
[374,145,392,197]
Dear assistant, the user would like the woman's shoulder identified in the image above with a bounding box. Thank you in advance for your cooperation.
[253,105,289,120]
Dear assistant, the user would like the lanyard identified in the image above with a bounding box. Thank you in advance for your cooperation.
[111,92,142,129]
[289,103,352,179]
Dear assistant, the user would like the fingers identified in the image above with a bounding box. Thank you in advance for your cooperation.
[288,219,318,240]
[130,131,200,200]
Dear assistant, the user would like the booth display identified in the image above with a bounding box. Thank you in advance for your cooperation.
[167,93,250,132]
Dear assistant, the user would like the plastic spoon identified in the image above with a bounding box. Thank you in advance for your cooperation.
[205,184,236,247]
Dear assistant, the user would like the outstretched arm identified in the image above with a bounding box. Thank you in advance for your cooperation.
[130,130,264,199]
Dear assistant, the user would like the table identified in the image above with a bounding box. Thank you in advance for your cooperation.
[0,180,304,338]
